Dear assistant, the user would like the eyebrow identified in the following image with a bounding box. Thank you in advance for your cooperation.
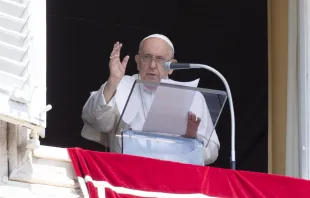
[143,53,165,59]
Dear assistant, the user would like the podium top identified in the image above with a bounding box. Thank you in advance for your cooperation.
[115,79,227,144]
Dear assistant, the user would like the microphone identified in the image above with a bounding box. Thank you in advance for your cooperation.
[164,62,200,70]
[164,61,236,170]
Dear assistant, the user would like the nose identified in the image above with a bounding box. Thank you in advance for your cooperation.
[150,59,157,69]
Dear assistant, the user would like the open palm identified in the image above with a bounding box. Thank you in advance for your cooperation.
[109,42,129,82]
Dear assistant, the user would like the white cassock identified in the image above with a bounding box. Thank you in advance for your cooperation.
[81,74,220,165]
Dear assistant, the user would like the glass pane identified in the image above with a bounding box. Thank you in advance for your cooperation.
[113,79,227,165]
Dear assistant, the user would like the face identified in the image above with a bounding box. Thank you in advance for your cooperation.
[135,38,174,82]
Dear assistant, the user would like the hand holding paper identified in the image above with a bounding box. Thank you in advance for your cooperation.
[185,111,201,138]
[142,79,200,136]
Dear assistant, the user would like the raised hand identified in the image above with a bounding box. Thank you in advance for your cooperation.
[104,42,129,103]
[109,42,130,83]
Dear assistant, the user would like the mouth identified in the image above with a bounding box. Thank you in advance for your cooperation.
[145,73,159,81]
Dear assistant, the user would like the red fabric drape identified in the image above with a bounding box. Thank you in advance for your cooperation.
[68,147,310,198]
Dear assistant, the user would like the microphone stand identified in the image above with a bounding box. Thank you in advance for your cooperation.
[166,63,236,170]
[192,64,236,170]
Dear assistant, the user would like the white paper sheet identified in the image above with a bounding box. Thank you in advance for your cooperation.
[142,78,200,135]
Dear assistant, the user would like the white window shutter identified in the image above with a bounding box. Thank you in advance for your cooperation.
[0,0,49,131]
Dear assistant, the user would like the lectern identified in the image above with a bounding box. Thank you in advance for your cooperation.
[115,79,227,166]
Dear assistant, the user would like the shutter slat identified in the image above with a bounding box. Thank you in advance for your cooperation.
[0,56,27,76]
[0,41,27,61]
[0,26,27,46]
[0,70,26,93]
[10,0,29,3]
[0,0,27,18]
[0,0,28,93]
[0,0,47,129]
[0,12,26,32]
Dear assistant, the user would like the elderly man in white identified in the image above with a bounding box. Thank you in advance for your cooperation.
[81,34,220,165]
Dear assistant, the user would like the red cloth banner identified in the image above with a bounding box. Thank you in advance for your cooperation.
[68,147,310,198]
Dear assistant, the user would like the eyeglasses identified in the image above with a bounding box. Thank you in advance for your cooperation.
[139,54,169,66]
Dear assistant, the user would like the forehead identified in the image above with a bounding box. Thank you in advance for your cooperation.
[140,38,171,56]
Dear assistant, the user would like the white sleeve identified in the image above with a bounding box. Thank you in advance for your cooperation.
[81,82,119,133]
[203,140,219,165]
[193,92,220,165]
[201,103,220,165]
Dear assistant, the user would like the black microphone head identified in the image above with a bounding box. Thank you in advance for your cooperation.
[164,62,192,70]
[164,61,172,70]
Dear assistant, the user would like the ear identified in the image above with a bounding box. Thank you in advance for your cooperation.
[171,59,178,63]
[168,59,177,75]
[135,55,140,71]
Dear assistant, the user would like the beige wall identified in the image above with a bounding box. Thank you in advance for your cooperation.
[268,0,288,175]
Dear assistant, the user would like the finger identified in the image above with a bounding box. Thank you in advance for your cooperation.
[110,44,122,59]
[112,42,121,53]
[115,43,122,57]
[188,117,200,126]
[188,111,193,119]
[110,42,119,57]
[192,114,197,122]
[110,55,119,60]
[113,42,118,49]
[122,55,130,68]
[187,120,195,127]
[188,113,193,120]
[188,119,197,125]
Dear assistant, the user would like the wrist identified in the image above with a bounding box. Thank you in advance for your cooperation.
[103,78,119,103]
[107,77,120,90]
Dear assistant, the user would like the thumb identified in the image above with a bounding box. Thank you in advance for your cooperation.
[122,55,130,68]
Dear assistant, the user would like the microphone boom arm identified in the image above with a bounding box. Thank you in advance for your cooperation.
[191,64,236,170]
[165,62,236,170]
